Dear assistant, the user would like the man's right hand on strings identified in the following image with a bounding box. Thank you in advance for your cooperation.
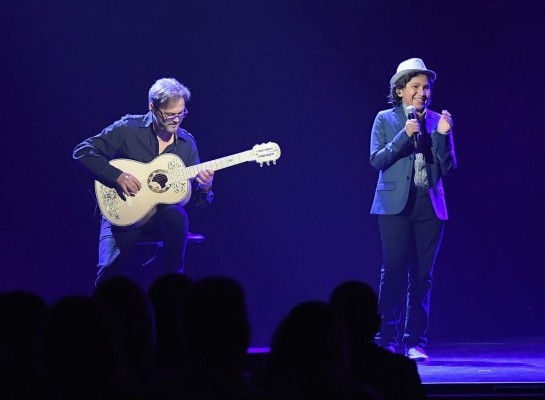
[116,172,141,197]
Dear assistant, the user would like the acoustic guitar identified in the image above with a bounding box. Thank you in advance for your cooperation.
[95,142,281,228]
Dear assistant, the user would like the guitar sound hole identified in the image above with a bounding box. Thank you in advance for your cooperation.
[153,174,168,187]
[148,171,169,193]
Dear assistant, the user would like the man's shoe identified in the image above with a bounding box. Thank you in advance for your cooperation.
[406,346,429,362]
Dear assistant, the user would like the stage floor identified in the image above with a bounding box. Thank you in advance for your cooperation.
[418,337,545,383]
[417,337,545,398]
[248,337,545,398]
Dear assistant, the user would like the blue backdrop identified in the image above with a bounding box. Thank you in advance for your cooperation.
[2,0,544,347]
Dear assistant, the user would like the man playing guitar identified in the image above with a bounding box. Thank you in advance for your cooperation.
[74,77,214,286]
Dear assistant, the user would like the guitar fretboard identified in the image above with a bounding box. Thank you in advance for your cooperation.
[169,150,254,182]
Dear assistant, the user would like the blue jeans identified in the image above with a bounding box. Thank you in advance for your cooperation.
[96,204,189,286]
[376,190,444,348]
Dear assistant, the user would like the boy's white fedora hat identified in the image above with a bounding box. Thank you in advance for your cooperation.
[390,58,436,86]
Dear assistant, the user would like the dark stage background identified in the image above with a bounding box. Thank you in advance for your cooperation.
[2,0,544,347]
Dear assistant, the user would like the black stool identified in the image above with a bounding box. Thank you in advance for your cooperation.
[137,232,206,267]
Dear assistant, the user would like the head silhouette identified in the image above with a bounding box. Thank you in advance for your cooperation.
[182,276,250,367]
[93,276,155,369]
[44,295,123,398]
[329,281,381,343]
[268,300,347,376]
[148,273,193,369]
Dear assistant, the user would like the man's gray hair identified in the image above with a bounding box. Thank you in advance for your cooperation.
[148,78,191,108]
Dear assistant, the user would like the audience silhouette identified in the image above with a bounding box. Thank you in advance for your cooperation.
[0,274,436,400]
[252,300,381,399]
[93,276,158,397]
[0,291,52,400]
[43,295,124,399]
[145,275,277,399]
[148,272,193,375]
[330,280,426,400]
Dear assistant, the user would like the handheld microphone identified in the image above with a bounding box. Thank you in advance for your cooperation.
[406,105,416,120]
[405,105,420,143]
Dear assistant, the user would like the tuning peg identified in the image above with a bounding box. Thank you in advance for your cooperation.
[273,160,276,165]
[259,162,263,167]
[266,161,270,166]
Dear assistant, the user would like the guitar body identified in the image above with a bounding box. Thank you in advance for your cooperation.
[95,153,191,228]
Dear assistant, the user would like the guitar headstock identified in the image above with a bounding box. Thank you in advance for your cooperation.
[251,142,281,167]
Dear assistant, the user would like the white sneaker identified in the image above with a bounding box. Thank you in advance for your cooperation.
[406,346,429,362]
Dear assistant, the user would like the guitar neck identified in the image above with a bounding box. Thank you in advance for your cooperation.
[182,150,254,179]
